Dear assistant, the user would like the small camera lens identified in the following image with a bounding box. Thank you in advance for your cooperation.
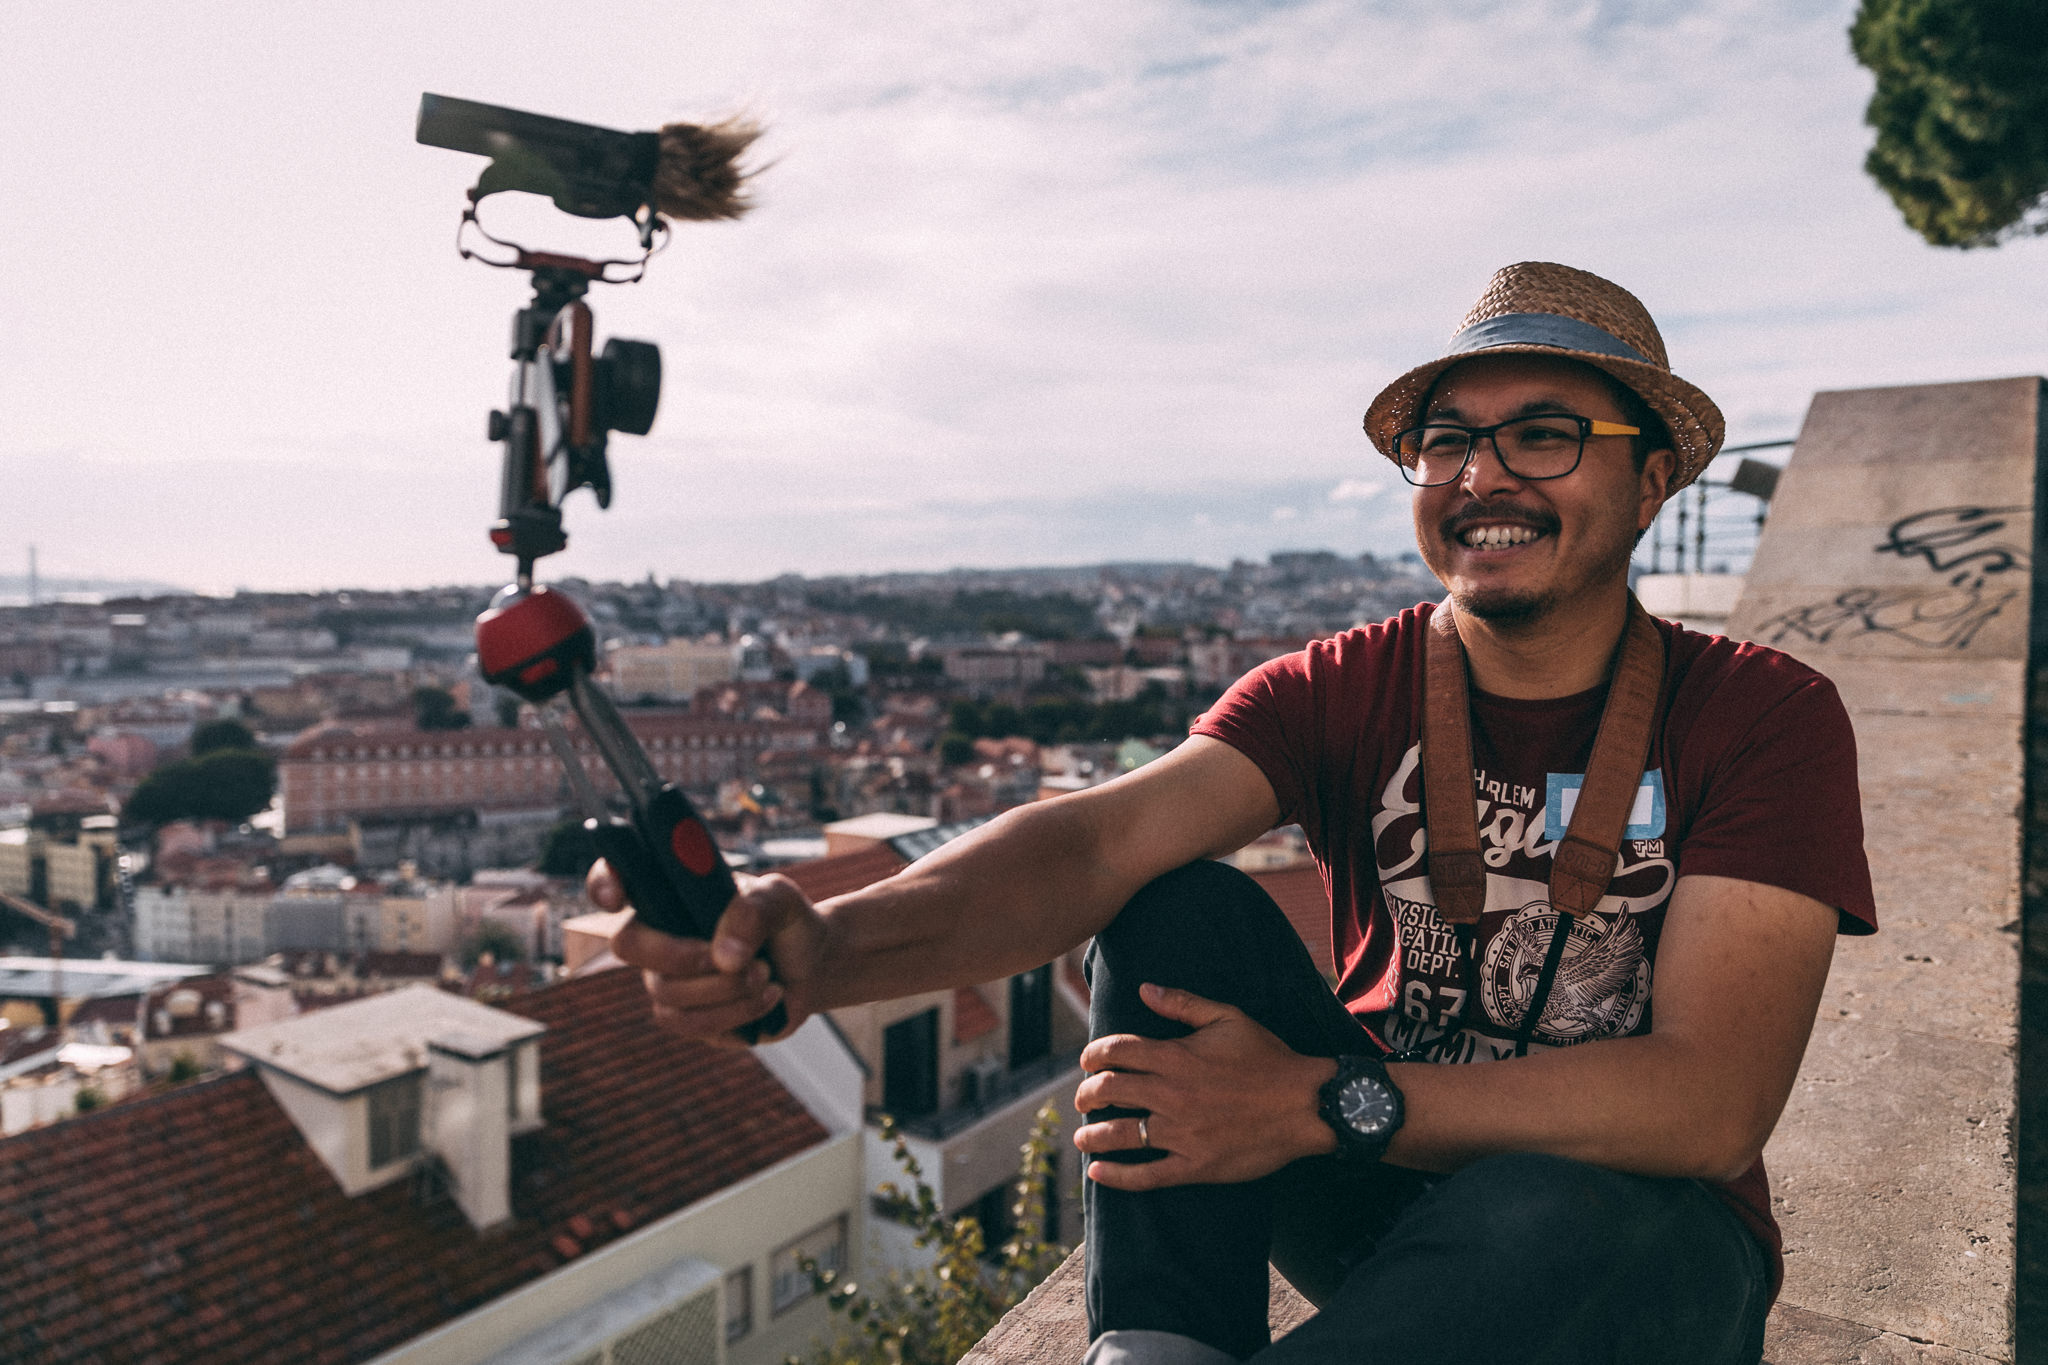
[596,338,661,436]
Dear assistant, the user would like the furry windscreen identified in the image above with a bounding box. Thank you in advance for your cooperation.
[653,117,762,221]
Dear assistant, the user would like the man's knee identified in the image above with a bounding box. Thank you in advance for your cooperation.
[1099,860,1269,950]
[1089,861,1280,1010]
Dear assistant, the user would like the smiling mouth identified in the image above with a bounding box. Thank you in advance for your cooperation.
[1456,523,1548,549]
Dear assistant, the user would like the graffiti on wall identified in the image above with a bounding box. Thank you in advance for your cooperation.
[1757,505,2030,652]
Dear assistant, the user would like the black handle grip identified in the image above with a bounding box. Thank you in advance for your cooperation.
[587,787,788,1042]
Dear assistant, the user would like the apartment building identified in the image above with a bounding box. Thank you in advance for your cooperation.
[133,872,460,965]
[605,637,740,703]
[278,710,823,834]
[0,817,117,913]
[0,969,868,1365]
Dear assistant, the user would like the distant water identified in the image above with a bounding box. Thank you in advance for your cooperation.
[0,575,190,606]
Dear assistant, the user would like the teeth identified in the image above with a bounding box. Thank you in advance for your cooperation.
[1461,524,1541,548]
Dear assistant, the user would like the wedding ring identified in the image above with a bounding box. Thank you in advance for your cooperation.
[1137,1116,1151,1150]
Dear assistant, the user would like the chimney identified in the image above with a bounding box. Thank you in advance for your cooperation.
[427,1030,514,1231]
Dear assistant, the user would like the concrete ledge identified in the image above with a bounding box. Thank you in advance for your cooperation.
[962,1249,2008,1363]
[960,1251,1314,1363]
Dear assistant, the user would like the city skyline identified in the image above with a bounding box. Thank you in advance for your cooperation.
[5,0,2045,593]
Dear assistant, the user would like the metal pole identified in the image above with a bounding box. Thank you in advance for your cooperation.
[1695,481,1708,573]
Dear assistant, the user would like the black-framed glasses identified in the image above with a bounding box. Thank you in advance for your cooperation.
[1393,414,1639,487]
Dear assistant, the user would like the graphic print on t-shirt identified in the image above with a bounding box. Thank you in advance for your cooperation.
[1369,741,1675,1061]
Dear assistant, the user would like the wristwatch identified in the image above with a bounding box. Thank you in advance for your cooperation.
[1316,1054,1405,1163]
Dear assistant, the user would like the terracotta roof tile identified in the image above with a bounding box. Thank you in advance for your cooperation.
[953,986,1001,1045]
[0,965,828,1364]
[775,843,909,902]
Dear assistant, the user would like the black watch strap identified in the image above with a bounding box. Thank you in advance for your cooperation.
[1316,1053,1405,1164]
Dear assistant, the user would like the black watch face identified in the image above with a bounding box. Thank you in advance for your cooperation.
[1339,1074,1399,1137]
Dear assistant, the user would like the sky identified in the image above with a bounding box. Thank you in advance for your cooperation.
[2,0,2043,594]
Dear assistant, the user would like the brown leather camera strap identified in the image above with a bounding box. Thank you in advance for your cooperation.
[1422,597,1665,927]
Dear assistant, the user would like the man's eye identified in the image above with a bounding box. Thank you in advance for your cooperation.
[1419,428,1468,452]
[1515,422,1576,446]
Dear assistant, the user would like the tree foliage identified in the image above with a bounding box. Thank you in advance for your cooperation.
[943,688,1188,749]
[1851,0,2048,245]
[125,748,276,826]
[808,588,1102,641]
[413,686,472,731]
[190,718,257,755]
[536,816,599,879]
[460,920,528,967]
[794,1104,1068,1365]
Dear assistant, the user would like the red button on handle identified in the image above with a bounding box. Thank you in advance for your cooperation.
[669,818,718,878]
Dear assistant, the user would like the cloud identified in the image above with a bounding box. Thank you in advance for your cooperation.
[0,0,2041,589]
[1328,477,1387,503]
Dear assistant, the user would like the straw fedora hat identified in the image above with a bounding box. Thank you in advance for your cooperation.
[1363,262,1726,491]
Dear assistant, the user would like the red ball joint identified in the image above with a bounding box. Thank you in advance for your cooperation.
[475,585,597,703]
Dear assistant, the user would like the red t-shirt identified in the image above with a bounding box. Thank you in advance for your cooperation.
[1192,602,1878,1294]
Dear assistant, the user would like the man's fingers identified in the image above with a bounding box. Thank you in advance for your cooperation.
[586,858,626,911]
[1139,982,1240,1030]
[708,873,806,972]
[1074,1068,1159,1117]
[650,997,784,1045]
[1085,1153,1194,1192]
[613,919,718,975]
[1072,1115,1157,1156]
[643,961,778,1014]
[1080,1032,1171,1076]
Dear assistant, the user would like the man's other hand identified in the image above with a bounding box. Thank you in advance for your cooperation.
[1073,982,1338,1190]
[591,860,825,1046]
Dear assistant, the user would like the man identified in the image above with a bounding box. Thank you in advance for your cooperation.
[602,262,1876,1363]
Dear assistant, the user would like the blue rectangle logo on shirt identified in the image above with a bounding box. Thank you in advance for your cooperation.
[1545,769,1666,841]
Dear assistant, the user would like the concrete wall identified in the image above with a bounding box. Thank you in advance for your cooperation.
[1726,376,2039,663]
[1724,377,2040,1361]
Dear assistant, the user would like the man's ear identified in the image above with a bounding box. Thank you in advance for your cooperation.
[1637,448,1676,530]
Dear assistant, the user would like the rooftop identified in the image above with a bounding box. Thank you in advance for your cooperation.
[221,983,545,1093]
[0,958,210,1001]
[0,964,831,1365]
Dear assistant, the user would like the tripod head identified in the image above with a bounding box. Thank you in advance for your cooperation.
[416,93,754,580]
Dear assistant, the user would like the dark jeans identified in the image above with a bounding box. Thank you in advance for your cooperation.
[1083,861,1771,1364]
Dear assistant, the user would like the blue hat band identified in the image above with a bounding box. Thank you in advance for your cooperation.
[1447,312,1653,366]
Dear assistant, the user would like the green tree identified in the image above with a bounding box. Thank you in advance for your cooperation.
[125,748,276,825]
[460,920,528,968]
[191,718,257,755]
[413,685,472,731]
[1851,0,2048,245]
[536,817,598,879]
[796,1104,1067,1365]
[938,732,977,767]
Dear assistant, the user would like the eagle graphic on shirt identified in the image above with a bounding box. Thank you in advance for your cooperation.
[1480,897,1652,1043]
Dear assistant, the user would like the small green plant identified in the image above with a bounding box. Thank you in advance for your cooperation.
[793,1102,1068,1365]
[74,1086,107,1114]
[167,1052,203,1084]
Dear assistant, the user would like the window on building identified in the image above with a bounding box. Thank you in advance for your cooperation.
[1010,965,1053,1069]
[725,1266,754,1342]
[882,1008,940,1122]
[367,1073,422,1167]
[771,1216,846,1315]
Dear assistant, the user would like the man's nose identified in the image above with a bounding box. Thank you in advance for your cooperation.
[1459,434,1526,499]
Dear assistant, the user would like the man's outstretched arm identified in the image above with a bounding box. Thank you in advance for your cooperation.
[1077,873,1839,1187]
[604,735,1280,1040]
